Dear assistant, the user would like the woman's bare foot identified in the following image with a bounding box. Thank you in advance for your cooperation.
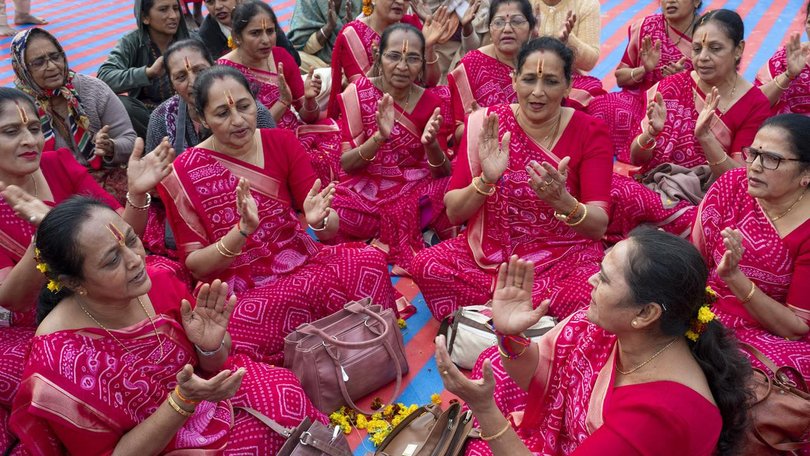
[0,24,16,36]
[14,13,47,25]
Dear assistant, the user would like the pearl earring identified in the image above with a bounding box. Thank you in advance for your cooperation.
[631,320,638,327]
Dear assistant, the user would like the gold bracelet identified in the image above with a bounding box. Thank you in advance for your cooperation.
[214,239,239,258]
[554,200,580,221]
[564,203,588,227]
[774,73,791,91]
[497,343,527,360]
[480,420,512,441]
[708,153,729,166]
[125,192,151,210]
[174,385,200,406]
[472,176,496,196]
[425,54,439,65]
[630,67,642,83]
[358,146,375,162]
[428,153,447,168]
[167,392,195,417]
[741,281,757,304]
[636,134,656,151]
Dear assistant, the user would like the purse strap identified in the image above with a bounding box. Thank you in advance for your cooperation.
[237,407,353,456]
[740,343,809,392]
[739,343,781,375]
[331,335,404,416]
[299,301,391,349]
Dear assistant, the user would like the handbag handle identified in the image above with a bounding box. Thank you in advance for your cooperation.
[332,336,404,416]
[237,407,353,456]
[739,343,781,375]
[299,302,391,349]
[741,343,809,392]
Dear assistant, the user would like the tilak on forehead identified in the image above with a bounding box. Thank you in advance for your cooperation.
[402,39,409,54]
[701,32,707,46]
[261,17,268,30]
[14,101,28,124]
[537,57,544,76]
[106,223,126,246]
[184,56,192,73]
[225,89,236,107]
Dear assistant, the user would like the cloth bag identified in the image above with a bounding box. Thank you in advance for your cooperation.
[239,407,352,456]
[284,298,409,414]
[740,343,810,455]
[443,305,557,369]
[375,402,475,456]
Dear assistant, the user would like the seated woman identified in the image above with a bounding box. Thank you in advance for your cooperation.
[0,88,172,450]
[755,2,810,116]
[587,0,699,162]
[9,198,327,455]
[158,66,397,364]
[447,0,534,143]
[11,28,137,202]
[694,114,810,377]
[607,9,771,242]
[329,24,453,272]
[97,0,191,138]
[439,229,751,456]
[327,0,447,118]
[198,0,300,63]
[530,0,605,111]
[411,37,612,321]
[218,1,343,181]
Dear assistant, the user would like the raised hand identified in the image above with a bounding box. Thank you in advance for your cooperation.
[181,279,236,352]
[434,334,496,412]
[661,56,688,77]
[526,156,571,207]
[326,0,338,31]
[531,2,542,38]
[465,100,481,117]
[478,113,510,183]
[303,178,336,227]
[0,181,50,226]
[559,11,576,43]
[375,94,396,140]
[646,92,666,137]
[410,0,431,22]
[236,178,259,235]
[460,0,482,28]
[175,364,245,404]
[785,32,810,81]
[276,62,293,107]
[127,137,175,195]
[422,6,450,47]
[491,255,548,336]
[640,36,662,72]
[146,56,165,79]
[695,86,720,140]
[304,67,322,100]
[716,228,744,280]
[93,125,114,158]
[421,107,442,145]
[344,0,353,23]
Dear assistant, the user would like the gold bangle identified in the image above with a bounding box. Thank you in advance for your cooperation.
[630,67,642,83]
[358,146,375,161]
[741,281,757,304]
[174,386,200,406]
[480,420,512,441]
[564,203,588,227]
[774,73,791,91]
[636,134,656,151]
[707,153,729,166]
[554,200,580,221]
[497,343,527,359]
[167,393,195,417]
[428,153,447,168]
[215,239,239,258]
[125,192,151,210]
[472,176,496,196]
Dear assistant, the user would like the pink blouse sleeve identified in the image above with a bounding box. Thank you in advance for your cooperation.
[279,130,317,212]
[575,117,613,208]
[785,223,810,319]
[51,149,122,210]
[730,90,770,154]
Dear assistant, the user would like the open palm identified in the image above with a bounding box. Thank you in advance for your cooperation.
[181,279,235,352]
[491,255,548,336]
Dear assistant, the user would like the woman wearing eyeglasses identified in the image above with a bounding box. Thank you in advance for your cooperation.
[11,28,137,203]
[328,23,454,273]
[693,113,810,377]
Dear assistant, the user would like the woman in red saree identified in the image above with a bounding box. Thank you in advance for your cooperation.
[755,3,810,117]
[9,198,328,455]
[329,24,454,272]
[607,9,770,242]
[693,114,810,377]
[437,229,751,456]
[411,37,612,321]
[158,66,396,365]
[587,0,698,162]
[217,1,343,182]
[447,0,534,143]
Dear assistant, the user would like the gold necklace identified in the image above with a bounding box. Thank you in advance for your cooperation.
[763,188,807,222]
[616,338,678,375]
[79,296,164,360]
[212,135,259,165]
[376,78,412,124]
[516,108,562,149]
[666,14,696,47]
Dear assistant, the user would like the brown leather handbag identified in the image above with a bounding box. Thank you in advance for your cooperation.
[284,298,409,415]
[375,402,475,456]
[238,407,352,456]
[740,343,810,455]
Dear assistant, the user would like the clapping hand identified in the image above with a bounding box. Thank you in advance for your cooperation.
[559,11,576,43]
[478,113,510,183]
[93,125,114,158]
[646,92,666,137]
[526,157,571,208]
[716,228,744,280]
[175,363,245,404]
[276,62,293,108]
[661,56,688,77]
[303,178,336,227]
[695,86,720,140]
[491,255,548,336]
[785,32,810,81]
[304,67,322,100]
[421,107,442,145]
[375,94,396,140]
[326,0,338,31]
[640,36,662,73]
[460,0,482,28]
[422,5,451,47]
[236,178,259,235]
[127,137,174,196]
[181,279,236,353]
[0,181,50,226]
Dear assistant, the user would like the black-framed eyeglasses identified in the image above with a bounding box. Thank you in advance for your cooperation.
[382,51,423,66]
[27,51,65,71]
[742,146,805,171]
[490,16,529,30]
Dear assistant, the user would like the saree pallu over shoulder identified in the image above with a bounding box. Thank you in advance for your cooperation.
[217,58,300,130]
[623,14,693,91]
[328,20,380,118]
[448,50,516,126]
[755,47,810,116]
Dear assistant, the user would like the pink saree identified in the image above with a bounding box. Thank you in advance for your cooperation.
[218,50,343,182]
[755,47,810,116]
[329,77,453,270]
[9,267,327,455]
[465,311,722,456]
[587,14,694,162]
[693,168,810,377]
[158,128,396,364]
[411,105,611,321]
[448,50,516,129]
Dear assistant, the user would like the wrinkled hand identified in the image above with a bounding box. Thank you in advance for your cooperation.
[526,156,571,208]
[175,364,245,404]
[422,5,451,47]
[236,177,259,234]
[375,93,396,140]
[640,36,662,73]
[146,56,165,79]
[646,92,666,137]
[785,32,810,81]
[717,228,744,280]
[326,0,338,31]
[410,0,431,21]
[491,255,548,336]
[465,100,481,117]
[434,335,496,412]
[181,279,235,352]
[559,11,576,43]
[127,137,174,195]
[421,107,442,145]
[661,56,688,77]
[478,113,510,183]
[303,178,335,227]
[276,62,293,107]
[93,125,114,158]
[0,182,50,226]
[695,86,720,140]
[304,67,322,100]
[344,0,353,23]
[461,0,482,28]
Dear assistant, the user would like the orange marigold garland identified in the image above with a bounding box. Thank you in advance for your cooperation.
[685,287,718,342]
[362,0,373,16]
[328,399,427,446]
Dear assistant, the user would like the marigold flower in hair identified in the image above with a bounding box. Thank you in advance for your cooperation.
[47,279,61,293]
[227,35,237,49]
[362,0,373,16]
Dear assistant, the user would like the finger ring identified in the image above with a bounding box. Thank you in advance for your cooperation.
[442,370,449,375]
